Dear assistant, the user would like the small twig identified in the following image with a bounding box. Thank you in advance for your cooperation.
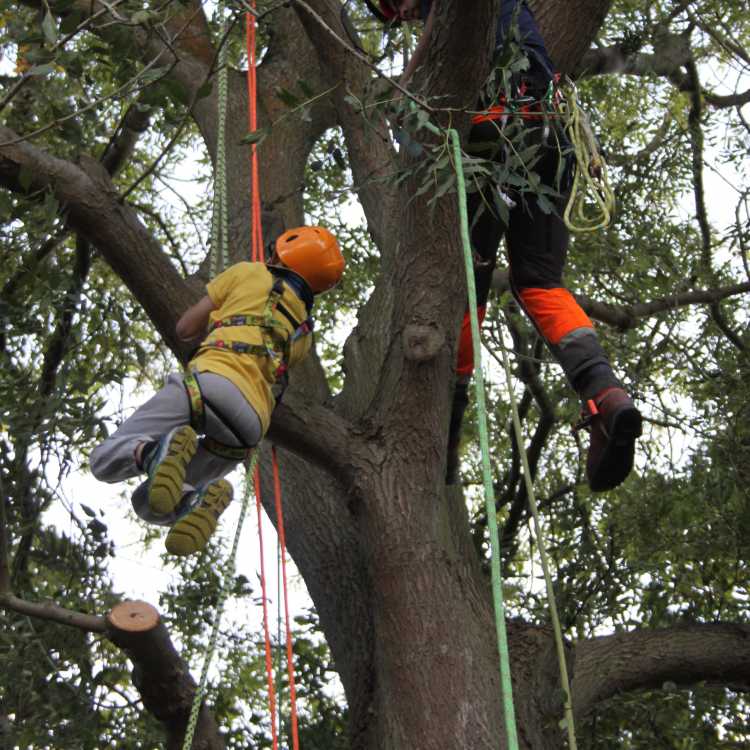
[734,191,750,283]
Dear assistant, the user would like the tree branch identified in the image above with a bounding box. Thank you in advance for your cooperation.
[0,473,10,594]
[576,33,691,79]
[685,57,746,351]
[290,0,398,254]
[0,124,193,355]
[0,592,107,633]
[573,623,750,719]
[268,393,375,490]
[577,37,750,109]
[100,97,154,176]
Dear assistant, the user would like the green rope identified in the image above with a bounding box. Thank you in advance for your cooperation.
[181,453,259,750]
[210,1,230,276]
[449,129,520,750]
[497,340,578,749]
[449,127,578,748]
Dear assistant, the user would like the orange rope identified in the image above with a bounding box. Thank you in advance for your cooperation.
[247,8,300,748]
[247,9,278,748]
[254,466,279,750]
[272,447,300,749]
[246,10,263,261]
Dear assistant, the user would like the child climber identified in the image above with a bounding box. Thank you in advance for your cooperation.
[366,0,643,490]
[90,227,345,555]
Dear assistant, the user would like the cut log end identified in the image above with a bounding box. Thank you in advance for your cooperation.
[107,600,160,634]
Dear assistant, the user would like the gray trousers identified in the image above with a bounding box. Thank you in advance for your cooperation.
[90,372,263,491]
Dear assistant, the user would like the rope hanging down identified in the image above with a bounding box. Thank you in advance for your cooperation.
[449,127,579,749]
[246,8,301,749]
[182,7,300,749]
[449,130,520,750]
[181,454,259,750]
[210,1,230,277]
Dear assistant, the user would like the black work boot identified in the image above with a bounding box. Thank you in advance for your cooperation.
[446,380,470,485]
[577,387,642,492]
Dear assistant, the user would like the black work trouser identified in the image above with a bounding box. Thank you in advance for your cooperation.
[456,116,616,398]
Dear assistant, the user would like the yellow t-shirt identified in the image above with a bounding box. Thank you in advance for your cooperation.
[190,262,312,434]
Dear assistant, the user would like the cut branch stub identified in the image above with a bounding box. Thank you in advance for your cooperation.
[106,600,225,750]
[107,599,160,634]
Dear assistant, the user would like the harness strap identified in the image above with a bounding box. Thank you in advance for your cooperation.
[201,436,253,461]
[183,372,255,461]
[209,314,288,334]
[183,372,206,433]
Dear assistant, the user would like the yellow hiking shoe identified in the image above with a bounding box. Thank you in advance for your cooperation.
[164,479,234,556]
[143,425,198,515]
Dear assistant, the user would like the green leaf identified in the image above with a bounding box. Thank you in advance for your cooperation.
[139,66,171,85]
[59,10,83,34]
[239,128,268,146]
[297,79,315,98]
[162,78,191,106]
[80,504,97,518]
[131,10,154,24]
[343,94,362,112]
[275,86,300,108]
[27,62,55,77]
[42,11,58,45]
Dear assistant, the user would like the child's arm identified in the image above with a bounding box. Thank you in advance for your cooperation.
[176,295,216,342]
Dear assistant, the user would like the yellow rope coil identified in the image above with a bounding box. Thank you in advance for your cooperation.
[558,80,616,234]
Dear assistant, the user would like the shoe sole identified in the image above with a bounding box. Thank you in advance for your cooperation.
[165,479,233,556]
[589,406,643,492]
[147,426,198,515]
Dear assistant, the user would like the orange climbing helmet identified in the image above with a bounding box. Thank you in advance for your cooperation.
[274,226,345,294]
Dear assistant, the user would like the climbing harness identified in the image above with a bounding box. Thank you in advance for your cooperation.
[197,276,312,377]
[182,276,313,460]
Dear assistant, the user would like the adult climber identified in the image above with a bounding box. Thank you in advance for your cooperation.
[365,0,643,490]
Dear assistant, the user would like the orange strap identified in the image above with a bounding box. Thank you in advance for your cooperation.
[456,306,487,377]
[247,8,300,749]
